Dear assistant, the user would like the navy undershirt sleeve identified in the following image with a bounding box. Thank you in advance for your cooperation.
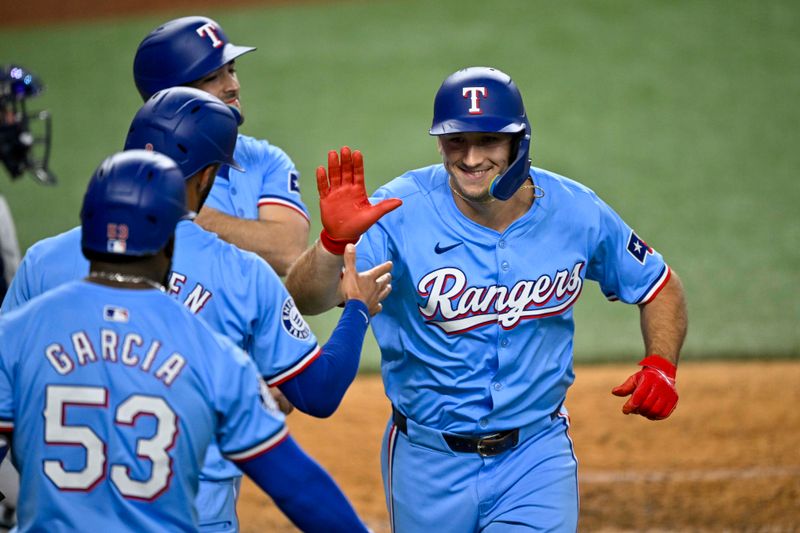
[278,299,370,417]
[236,435,368,532]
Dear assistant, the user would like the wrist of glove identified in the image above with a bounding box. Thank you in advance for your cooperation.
[611,354,678,420]
[319,229,359,255]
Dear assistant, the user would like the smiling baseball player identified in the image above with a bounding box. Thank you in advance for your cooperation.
[286,66,688,531]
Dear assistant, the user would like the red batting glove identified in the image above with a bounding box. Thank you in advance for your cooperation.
[317,146,402,255]
[611,355,678,420]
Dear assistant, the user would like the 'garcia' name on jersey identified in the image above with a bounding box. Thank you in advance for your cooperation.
[417,261,584,334]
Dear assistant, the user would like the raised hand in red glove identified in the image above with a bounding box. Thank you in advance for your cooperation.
[612,355,678,420]
[317,146,402,255]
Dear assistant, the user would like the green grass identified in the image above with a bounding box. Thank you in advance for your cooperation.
[2,0,798,369]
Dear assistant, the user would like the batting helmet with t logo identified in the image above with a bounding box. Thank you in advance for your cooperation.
[133,16,255,101]
[429,66,532,201]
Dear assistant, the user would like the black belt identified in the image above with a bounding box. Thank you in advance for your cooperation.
[392,408,519,457]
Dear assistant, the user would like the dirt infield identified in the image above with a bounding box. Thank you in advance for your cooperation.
[238,360,800,531]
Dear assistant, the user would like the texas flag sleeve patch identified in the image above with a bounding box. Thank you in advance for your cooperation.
[626,231,653,264]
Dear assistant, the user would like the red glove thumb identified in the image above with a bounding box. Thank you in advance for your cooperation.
[612,355,678,420]
[611,374,638,397]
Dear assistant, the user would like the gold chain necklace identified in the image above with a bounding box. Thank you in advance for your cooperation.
[88,271,165,291]
[448,177,544,204]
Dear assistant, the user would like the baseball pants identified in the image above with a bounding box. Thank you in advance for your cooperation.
[382,409,578,532]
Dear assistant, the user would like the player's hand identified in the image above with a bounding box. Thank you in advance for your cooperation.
[340,244,392,316]
[317,146,402,255]
[611,355,678,420]
[269,387,295,415]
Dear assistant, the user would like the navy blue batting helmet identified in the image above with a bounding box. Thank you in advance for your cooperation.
[133,16,255,100]
[429,67,532,201]
[81,150,187,257]
[124,86,242,178]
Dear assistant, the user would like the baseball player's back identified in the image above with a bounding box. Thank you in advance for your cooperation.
[0,280,285,532]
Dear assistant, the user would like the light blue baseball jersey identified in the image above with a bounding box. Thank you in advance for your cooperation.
[1,220,321,483]
[0,280,286,532]
[357,165,671,435]
[205,134,310,222]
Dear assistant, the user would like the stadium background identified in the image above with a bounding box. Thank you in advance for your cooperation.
[2,1,798,530]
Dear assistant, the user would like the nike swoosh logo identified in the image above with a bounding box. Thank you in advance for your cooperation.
[358,309,370,325]
[434,241,464,254]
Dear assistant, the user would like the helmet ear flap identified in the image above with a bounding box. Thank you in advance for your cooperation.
[489,122,532,201]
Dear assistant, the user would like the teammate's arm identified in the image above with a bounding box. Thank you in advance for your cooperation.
[612,271,688,420]
[195,204,309,276]
[236,435,368,532]
[278,244,391,417]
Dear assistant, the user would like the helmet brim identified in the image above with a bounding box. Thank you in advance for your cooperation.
[429,117,527,136]
[221,44,256,66]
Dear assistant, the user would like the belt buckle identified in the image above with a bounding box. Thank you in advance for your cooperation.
[476,432,505,457]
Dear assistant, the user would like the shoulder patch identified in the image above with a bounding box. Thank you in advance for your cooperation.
[626,231,653,265]
[288,170,301,193]
[281,297,311,339]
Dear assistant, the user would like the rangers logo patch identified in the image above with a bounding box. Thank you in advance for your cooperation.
[281,297,311,339]
[626,231,653,264]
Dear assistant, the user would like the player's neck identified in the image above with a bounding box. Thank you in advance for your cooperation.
[450,178,538,232]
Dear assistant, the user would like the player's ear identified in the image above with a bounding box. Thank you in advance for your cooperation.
[436,137,444,155]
